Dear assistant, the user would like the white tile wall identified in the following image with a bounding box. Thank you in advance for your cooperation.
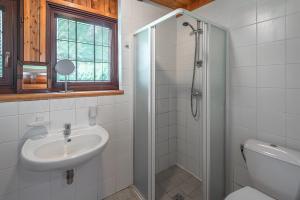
[0,167,18,197]
[118,0,170,194]
[175,16,203,179]
[257,17,285,43]
[257,0,285,22]
[230,45,257,67]
[257,65,285,88]
[257,41,285,65]
[8,0,300,198]
[287,64,300,88]
[287,0,300,15]
[0,116,18,143]
[287,38,300,63]
[153,15,203,179]
[0,1,171,199]
[231,0,257,28]
[155,18,178,173]
[0,103,18,117]
[231,67,256,87]
[0,96,131,200]
[195,0,300,193]
[231,24,256,47]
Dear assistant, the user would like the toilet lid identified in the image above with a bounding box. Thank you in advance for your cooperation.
[225,187,275,200]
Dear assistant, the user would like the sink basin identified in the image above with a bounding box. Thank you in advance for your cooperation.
[21,125,109,171]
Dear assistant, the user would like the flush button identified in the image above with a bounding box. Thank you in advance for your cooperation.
[270,144,278,148]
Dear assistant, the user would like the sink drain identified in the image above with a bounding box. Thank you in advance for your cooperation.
[172,193,185,200]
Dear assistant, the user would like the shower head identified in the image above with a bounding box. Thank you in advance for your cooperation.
[182,22,189,26]
[182,22,196,32]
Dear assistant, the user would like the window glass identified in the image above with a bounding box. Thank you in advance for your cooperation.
[56,17,112,82]
[0,10,3,78]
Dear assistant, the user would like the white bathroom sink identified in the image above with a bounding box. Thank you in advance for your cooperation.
[21,125,109,171]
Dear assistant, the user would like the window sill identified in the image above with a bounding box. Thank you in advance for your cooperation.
[0,90,124,102]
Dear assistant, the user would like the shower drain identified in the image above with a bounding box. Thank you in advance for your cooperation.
[172,193,185,200]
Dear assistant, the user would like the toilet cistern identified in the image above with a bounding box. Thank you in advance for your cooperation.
[226,139,300,200]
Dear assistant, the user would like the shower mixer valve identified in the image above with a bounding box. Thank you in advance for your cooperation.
[194,28,203,34]
[191,89,202,97]
[197,60,203,67]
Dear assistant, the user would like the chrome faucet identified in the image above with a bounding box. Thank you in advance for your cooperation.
[63,123,71,142]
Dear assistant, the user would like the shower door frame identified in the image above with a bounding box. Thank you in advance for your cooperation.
[132,26,156,200]
[132,25,158,200]
[133,8,228,200]
[202,22,209,200]
[150,26,156,200]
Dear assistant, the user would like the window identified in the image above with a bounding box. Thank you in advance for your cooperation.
[56,17,112,82]
[0,0,16,93]
[0,10,3,78]
[48,3,118,91]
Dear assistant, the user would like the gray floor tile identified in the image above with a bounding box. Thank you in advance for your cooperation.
[104,187,141,200]
[156,166,202,200]
[104,166,202,200]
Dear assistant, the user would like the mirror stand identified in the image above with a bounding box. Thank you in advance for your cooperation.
[62,75,73,93]
[55,60,75,93]
[64,75,68,93]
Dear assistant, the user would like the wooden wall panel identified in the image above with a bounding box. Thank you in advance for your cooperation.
[24,0,41,62]
[40,1,46,62]
[23,0,118,63]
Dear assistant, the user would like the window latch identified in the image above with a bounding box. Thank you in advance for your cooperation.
[5,51,10,68]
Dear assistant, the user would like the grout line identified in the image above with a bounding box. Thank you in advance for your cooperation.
[284,0,288,147]
[254,0,258,145]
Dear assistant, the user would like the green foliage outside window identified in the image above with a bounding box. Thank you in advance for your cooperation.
[56,17,112,82]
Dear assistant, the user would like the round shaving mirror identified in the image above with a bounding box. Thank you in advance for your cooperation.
[55,60,75,93]
[55,59,75,76]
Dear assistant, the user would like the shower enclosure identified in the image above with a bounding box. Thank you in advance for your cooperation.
[133,9,227,200]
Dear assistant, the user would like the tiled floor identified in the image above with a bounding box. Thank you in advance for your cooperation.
[104,186,141,200]
[156,166,202,200]
[104,166,201,200]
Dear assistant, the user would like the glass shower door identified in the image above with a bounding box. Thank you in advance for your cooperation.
[206,24,227,200]
[133,28,153,199]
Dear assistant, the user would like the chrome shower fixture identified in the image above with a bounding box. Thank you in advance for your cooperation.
[183,20,203,120]
[182,21,203,34]
[182,22,196,32]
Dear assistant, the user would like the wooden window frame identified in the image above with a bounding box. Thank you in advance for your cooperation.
[0,0,17,94]
[46,2,119,91]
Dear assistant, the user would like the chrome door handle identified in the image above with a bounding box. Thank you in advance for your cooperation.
[5,51,10,68]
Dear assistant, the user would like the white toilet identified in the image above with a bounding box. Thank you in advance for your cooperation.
[226,139,300,200]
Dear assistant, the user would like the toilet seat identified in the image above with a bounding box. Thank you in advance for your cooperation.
[225,186,275,200]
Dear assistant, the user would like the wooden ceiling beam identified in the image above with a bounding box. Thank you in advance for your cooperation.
[176,0,194,5]
[150,0,186,9]
[185,0,213,11]
[149,0,213,11]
